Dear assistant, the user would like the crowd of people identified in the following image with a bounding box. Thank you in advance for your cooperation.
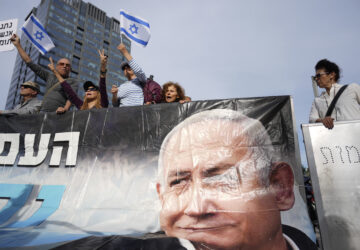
[1,30,359,250]
[1,34,360,129]
[1,34,191,116]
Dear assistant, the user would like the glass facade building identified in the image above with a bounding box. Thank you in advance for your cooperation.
[6,0,131,109]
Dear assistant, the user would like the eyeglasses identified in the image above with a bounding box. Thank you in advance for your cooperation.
[86,87,98,92]
[57,62,71,67]
[313,72,328,79]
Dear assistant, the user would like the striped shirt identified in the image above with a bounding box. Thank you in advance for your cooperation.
[117,59,146,106]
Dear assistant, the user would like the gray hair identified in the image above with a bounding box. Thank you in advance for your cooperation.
[158,109,275,190]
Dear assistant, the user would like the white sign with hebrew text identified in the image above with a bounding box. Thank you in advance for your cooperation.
[0,19,18,52]
[303,120,360,250]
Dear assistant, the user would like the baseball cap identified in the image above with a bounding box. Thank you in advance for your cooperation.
[21,81,40,93]
[83,81,99,91]
[120,61,130,70]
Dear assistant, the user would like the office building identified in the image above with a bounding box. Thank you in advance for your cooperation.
[6,0,131,109]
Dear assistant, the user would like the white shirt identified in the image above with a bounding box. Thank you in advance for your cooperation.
[309,83,360,123]
[117,59,146,106]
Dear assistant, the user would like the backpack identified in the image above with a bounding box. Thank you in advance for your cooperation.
[143,79,162,104]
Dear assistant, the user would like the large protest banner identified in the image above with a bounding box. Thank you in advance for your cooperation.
[0,19,17,52]
[303,121,360,250]
[0,97,315,249]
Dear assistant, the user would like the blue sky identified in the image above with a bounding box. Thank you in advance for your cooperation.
[1,0,359,166]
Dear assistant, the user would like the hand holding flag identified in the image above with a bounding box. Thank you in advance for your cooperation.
[120,10,150,47]
[22,14,55,55]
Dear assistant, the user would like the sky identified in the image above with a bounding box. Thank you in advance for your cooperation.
[1,0,360,166]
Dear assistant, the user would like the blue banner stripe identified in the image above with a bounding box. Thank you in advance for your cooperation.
[21,27,47,54]
[120,28,148,46]
[120,11,150,28]
[30,15,51,37]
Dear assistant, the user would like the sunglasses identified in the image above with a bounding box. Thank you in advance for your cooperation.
[21,85,36,91]
[57,62,71,67]
[313,72,328,79]
[86,87,98,92]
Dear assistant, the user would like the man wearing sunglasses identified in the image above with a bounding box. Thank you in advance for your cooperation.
[11,34,79,114]
[0,81,41,115]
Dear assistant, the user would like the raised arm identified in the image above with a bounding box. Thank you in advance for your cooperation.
[117,43,133,61]
[98,49,109,108]
[10,34,31,63]
[48,57,83,109]
[11,34,50,80]
[48,57,65,82]
[117,43,146,83]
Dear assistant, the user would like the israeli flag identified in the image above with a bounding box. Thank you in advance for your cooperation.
[120,10,150,47]
[22,14,55,55]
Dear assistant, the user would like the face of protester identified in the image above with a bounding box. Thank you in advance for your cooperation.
[165,85,179,103]
[20,85,37,97]
[315,68,336,90]
[157,120,287,250]
[56,58,71,78]
[85,87,99,101]
[123,66,135,80]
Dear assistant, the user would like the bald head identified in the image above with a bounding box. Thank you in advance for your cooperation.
[56,58,71,77]
[156,110,295,250]
[158,109,274,189]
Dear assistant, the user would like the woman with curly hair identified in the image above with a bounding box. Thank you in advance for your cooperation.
[162,81,191,103]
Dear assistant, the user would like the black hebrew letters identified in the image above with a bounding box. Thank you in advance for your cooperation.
[320,145,360,166]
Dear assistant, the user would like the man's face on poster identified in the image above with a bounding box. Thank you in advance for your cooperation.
[157,119,289,250]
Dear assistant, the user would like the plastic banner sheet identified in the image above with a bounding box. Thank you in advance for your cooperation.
[0,97,315,249]
[303,120,360,250]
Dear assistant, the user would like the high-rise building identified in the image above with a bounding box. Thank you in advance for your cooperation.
[6,0,131,109]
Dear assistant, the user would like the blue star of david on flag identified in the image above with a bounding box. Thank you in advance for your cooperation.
[129,24,138,34]
[22,14,55,55]
[34,31,44,41]
[120,10,150,47]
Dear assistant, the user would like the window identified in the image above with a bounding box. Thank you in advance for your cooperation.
[39,57,49,68]
[103,40,109,53]
[78,18,85,28]
[72,56,80,71]
[74,41,82,54]
[80,2,87,16]
[76,27,84,40]
[70,71,78,78]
